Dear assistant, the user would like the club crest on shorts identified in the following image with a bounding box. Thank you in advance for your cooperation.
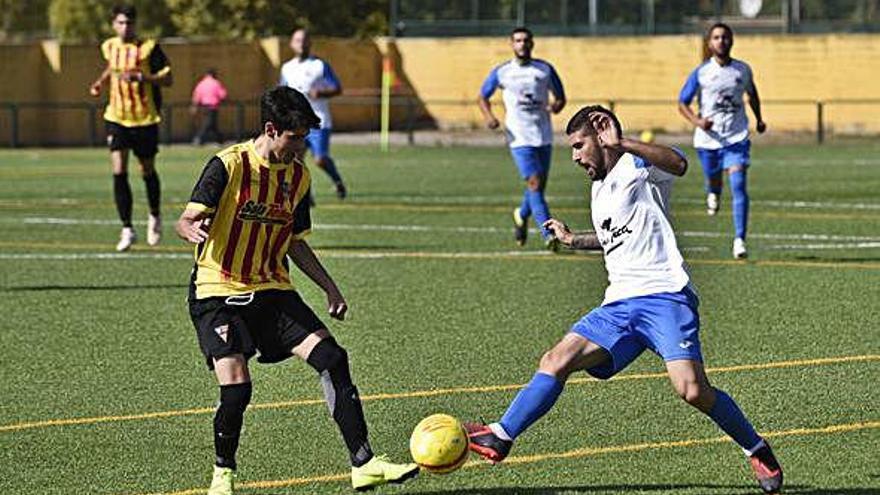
[214,324,230,342]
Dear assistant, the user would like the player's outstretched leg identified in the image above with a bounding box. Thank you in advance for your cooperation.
[666,360,782,493]
[466,333,609,463]
[728,167,749,259]
[304,337,418,491]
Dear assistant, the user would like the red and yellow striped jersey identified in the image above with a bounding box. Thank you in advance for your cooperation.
[100,37,171,127]
[186,140,312,299]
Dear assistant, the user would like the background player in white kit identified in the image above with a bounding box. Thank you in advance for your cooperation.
[465,106,783,494]
[478,27,566,249]
[678,22,766,259]
[280,28,347,199]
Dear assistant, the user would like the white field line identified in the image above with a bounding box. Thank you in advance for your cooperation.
[769,242,880,250]
[14,217,880,244]
[3,195,880,210]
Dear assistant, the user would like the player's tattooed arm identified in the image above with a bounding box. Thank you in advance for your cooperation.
[543,219,601,251]
[569,232,601,250]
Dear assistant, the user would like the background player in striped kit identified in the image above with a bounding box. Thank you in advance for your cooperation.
[89,4,172,251]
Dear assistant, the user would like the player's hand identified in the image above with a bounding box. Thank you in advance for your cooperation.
[486,117,500,130]
[89,83,101,97]
[590,112,621,150]
[176,219,209,244]
[309,87,321,99]
[542,218,573,246]
[756,120,767,134]
[327,290,348,321]
[697,118,713,131]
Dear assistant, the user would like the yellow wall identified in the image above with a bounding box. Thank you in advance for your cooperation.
[392,34,880,134]
[1,34,879,145]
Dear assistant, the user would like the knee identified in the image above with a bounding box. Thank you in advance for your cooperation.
[306,337,347,372]
[674,380,714,410]
[315,156,329,168]
[219,382,252,409]
[538,348,569,379]
[526,175,543,192]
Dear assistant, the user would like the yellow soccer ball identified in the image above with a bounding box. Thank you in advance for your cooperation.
[409,413,469,474]
[640,129,655,143]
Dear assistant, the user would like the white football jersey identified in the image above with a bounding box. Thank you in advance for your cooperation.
[279,56,341,129]
[679,58,754,150]
[590,152,691,305]
[480,59,565,148]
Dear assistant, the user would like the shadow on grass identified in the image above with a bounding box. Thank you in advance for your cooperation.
[408,485,880,495]
[2,283,187,292]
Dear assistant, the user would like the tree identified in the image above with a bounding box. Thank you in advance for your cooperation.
[48,0,173,42]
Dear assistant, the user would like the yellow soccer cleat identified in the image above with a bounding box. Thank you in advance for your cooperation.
[351,454,419,492]
[207,465,235,495]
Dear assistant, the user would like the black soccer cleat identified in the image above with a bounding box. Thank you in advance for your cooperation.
[464,422,512,464]
[749,443,783,494]
[336,181,347,200]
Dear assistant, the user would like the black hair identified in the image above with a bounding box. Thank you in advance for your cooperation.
[510,26,533,39]
[565,105,623,136]
[111,4,137,20]
[261,87,321,132]
[206,68,218,77]
[706,22,733,39]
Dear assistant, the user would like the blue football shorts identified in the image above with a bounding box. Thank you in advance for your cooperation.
[510,145,552,180]
[570,286,703,380]
[305,128,332,158]
[697,139,750,177]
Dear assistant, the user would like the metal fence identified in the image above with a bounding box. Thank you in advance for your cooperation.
[391,0,880,37]
[1,97,879,148]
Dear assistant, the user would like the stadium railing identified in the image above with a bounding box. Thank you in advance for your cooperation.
[1,97,878,147]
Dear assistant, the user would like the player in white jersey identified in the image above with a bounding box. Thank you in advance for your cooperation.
[280,28,347,199]
[465,106,783,494]
[478,27,566,249]
[678,23,766,259]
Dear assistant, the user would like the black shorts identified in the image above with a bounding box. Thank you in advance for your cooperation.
[189,289,326,370]
[105,121,159,159]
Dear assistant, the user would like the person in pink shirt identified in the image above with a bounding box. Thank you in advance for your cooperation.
[191,68,228,145]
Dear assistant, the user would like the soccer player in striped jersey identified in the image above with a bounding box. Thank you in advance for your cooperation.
[465,107,782,494]
[176,87,418,494]
[89,4,172,252]
[678,23,766,259]
[479,27,566,249]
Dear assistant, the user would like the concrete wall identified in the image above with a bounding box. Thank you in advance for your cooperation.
[1,34,879,145]
[392,34,880,135]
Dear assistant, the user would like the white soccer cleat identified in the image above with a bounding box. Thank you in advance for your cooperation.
[733,237,748,259]
[147,214,162,246]
[116,227,136,252]
[706,193,719,216]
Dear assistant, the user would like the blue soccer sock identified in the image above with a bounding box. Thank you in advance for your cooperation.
[518,189,532,221]
[707,388,763,453]
[729,170,749,239]
[526,189,551,239]
[498,372,563,440]
[319,156,343,184]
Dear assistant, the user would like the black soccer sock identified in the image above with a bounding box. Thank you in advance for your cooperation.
[214,382,252,470]
[143,172,161,216]
[307,338,373,467]
[113,173,133,227]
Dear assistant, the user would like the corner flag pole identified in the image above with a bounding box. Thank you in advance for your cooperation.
[380,56,392,152]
